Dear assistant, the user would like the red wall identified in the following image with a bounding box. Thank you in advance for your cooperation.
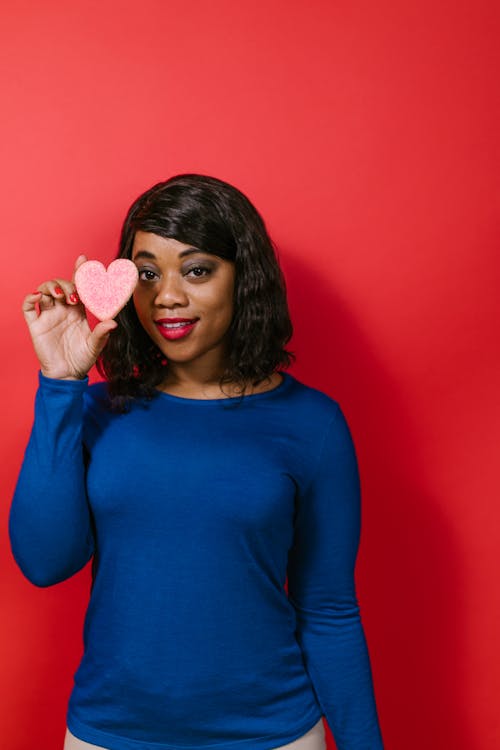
[1,2,499,748]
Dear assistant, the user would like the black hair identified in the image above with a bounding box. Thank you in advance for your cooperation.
[96,173,295,412]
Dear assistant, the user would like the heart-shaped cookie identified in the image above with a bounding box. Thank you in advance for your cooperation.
[74,259,139,320]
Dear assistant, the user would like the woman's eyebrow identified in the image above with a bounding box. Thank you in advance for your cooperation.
[132,248,205,261]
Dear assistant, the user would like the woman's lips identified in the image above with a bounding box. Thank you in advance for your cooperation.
[154,319,199,340]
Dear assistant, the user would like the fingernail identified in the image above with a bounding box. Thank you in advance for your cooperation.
[54,286,64,295]
[32,291,41,295]
[69,292,79,303]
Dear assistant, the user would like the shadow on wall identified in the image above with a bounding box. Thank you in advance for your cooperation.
[282,249,473,750]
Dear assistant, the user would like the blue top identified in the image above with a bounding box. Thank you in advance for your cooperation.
[9,370,384,750]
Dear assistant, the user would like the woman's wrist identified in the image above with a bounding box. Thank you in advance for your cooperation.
[39,369,89,384]
[40,370,88,381]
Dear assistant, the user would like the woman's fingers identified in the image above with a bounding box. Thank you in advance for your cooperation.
[22,292,42,325]
[27,256,88,319]
[38,292,56,312]
[30,278,81,309]
[48,278,80,305]
[24,256,87,330]
[89,320,118,357]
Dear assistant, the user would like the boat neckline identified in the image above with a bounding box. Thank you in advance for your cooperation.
[153,371,292,404]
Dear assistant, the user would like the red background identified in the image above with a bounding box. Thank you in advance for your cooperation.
[1,1,499,748]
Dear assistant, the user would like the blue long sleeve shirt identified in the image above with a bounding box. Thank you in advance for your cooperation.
[9,370,384,750]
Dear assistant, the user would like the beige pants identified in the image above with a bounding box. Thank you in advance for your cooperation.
[63,717,326,750]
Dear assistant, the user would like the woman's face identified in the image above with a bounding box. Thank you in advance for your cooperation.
[131,231,236,372]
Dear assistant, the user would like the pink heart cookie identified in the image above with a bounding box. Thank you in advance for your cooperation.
[74,259,139,320]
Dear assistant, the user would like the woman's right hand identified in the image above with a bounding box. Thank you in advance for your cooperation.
[22,254,119,380]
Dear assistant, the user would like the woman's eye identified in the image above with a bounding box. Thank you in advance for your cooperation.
[138,266,212,282]
[186,266,212,278]
[138,269,158,282]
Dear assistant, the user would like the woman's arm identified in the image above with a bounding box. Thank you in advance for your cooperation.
[8,371,95,587]
[287,403,384,750]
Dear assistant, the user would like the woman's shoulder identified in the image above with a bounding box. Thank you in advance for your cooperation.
[284,372,344,422]
[287,373,340,415]
[284,375,358,456]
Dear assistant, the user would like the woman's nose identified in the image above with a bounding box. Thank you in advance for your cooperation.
[154,274,189,305]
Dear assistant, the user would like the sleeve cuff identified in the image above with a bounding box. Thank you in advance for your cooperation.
[38,370,89,391]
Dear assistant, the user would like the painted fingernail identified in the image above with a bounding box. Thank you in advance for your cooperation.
[54,285,64,295]
[69,292,79,303]
[32,291,41,295]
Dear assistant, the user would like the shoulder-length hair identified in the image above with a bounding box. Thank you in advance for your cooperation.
[96,173,295,412]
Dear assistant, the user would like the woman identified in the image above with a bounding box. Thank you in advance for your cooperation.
[9,174,384,750]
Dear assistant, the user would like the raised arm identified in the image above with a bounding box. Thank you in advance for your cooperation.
[9,256,117,587]
[286,404,384,750]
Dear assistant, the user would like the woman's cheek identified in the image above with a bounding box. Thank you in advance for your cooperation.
[132,287,146,310]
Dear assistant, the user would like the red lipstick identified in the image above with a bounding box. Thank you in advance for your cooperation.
[155,317,199,340]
